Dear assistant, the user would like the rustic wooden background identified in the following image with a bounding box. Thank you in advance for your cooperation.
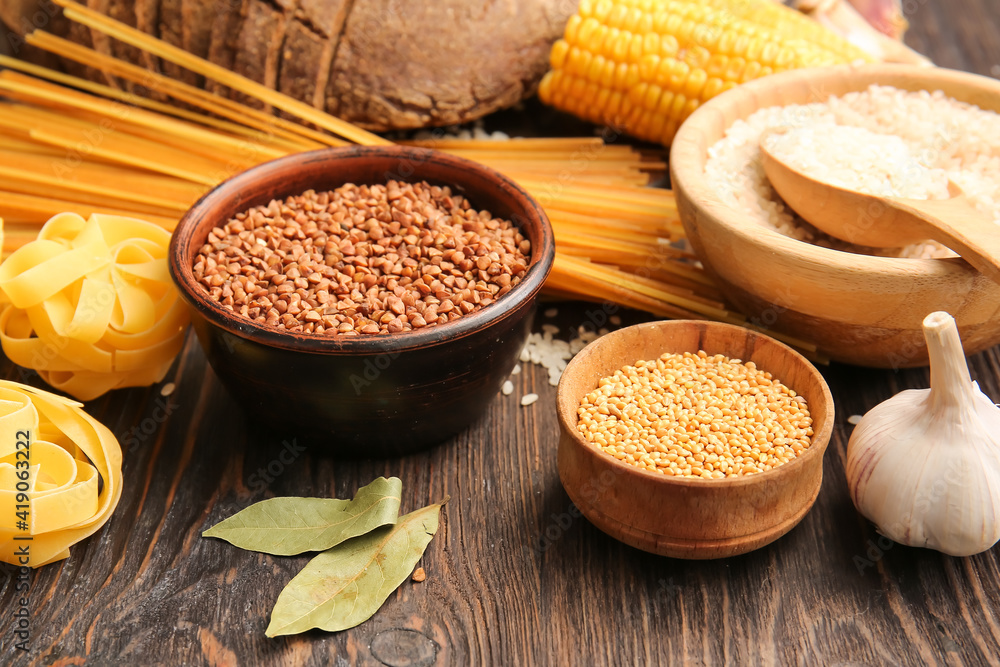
[2,2,1000,666]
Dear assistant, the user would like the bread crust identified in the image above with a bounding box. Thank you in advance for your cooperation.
[2,0,576,130]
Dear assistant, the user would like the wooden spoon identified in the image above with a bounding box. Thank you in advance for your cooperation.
[759,127,1000,284]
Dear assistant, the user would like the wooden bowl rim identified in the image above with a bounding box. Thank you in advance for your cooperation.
[670,63,1000,280]
[556,320,835,488]
[168,145,556,354]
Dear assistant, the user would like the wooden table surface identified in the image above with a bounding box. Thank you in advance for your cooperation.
[3,3,1000,666]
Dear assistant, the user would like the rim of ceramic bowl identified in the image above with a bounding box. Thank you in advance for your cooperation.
[670,62,1000,281]
[168,145,556,354]
[556,320,835,488]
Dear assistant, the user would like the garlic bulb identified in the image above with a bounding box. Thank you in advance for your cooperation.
[846,311,1000,557]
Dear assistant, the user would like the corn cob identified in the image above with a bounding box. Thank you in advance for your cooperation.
[538,0,874,146]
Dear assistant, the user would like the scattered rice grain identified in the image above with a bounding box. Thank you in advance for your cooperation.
[502,380,514,395]
[521,393,539,406]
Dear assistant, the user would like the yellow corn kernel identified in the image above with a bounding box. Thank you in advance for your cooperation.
[723,56,746,82]
[655,90,676,117]
[607,3,630,29]
[624,7,645,32]
[537,71,555,101]
[598,56,616,88]
[656,57,679,89]
[550,40,570,70]
[642,32,661,56]
[702,77,725,99]
[659,34,679,59]
[628,82,649,108]
[705,53,729,79]
[636,10,654,35]
[683,45,711,70]
[760,41,780,66]
[577,17,601,46]
[744,37,764,64]
[651,10,669,34]
[588,53,609,83]
[573,47,595,77]
[564,14,583,43]
[592,0,615,22]
[741,61,762,83]
[605,90,625,119]
[682,68,708,100]
[564,46,582,75]
[643,83,663,111]
[682,97,700,118]
[593,86,613,115]
[646,110,668,140]
[611,30,632,62]
[632,109,654,137]
[627,32,645,63]
[669,92,687,120]
[588,23,609,51]
[667,60,691,91]
[602,27,622,59]
[613,61,631,89]
[624,63,641,89]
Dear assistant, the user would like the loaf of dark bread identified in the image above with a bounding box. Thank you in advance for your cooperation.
[1,0,577,130]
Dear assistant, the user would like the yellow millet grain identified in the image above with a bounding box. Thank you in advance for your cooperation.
[575,351,814,479]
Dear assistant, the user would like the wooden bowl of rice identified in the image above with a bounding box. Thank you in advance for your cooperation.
[670,64,1000,368]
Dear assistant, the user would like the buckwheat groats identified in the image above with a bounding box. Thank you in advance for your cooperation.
[192,181,531,335]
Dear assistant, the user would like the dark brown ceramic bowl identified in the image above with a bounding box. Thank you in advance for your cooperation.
[557,320,835,559]
[169,146,554,457]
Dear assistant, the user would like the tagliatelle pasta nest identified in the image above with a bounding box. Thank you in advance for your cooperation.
[0,213,190,401]
[0,380,123,567]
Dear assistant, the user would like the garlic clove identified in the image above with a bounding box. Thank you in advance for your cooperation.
[846,311,1000,557]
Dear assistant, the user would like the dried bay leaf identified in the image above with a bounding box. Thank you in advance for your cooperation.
[265,497,447,637]
[202,477,402,555]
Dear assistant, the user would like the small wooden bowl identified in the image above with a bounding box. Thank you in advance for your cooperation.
[169,146,555,457]
[671,64,1000,368]
[556,320,835,559]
